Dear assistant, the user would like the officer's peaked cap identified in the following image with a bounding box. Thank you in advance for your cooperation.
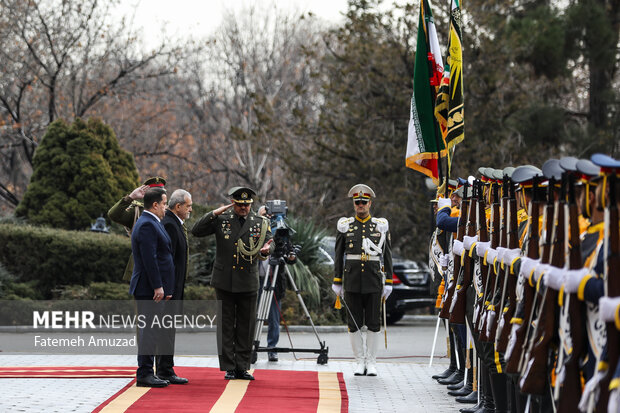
[143,176,166,187]
[542,159,563,181]
[228,186,256,203]
[348,184,375,199]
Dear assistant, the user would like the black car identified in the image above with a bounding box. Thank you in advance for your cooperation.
[386,257,435,324]
[319,237,435,324]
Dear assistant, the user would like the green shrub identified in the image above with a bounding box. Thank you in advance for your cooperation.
[0,223,130,297]
[53,282,131,300]
[183,284,217,300]
[1,281,44,300]
[15,118,139,230]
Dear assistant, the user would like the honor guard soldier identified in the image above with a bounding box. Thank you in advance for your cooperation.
[108,177,167,281]
[191,186,272,381]
[331,184,393,376]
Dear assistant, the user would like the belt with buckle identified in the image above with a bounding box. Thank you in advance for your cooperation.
[346,254,380,262]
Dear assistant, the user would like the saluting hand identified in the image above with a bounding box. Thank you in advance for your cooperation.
[129,185,149,200]
[214,203,234,216]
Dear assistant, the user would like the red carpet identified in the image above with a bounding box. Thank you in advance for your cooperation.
[93,366,348,412]
[0,366,135,378]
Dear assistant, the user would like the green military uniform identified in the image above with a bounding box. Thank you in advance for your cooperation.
[107,177,166,281]
[332,184,392,377]
[191,187,271,377]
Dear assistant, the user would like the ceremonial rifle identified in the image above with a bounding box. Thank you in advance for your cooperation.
[520,175,567,395]
[556,173,586,412]
[595,173,619,412]
[438,183,470,320]
[484,176,510,342]
[496,179,519,352]
[478,182,501,341]
[505,176,542,373]
[517,177,556,374]
[450,181,478,324]
[473,181,490,334]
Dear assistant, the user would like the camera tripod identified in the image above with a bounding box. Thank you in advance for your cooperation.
[251,256,329,364]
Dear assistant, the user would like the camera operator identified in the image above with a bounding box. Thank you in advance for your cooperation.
[331,184,393,377]
[257,204,297,362]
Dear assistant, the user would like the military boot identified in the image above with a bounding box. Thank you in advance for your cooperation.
[450,364,474,396]
[365,331,380,376]
[433,328,457,380]
[439,342,465,385]
[349,332,366,376]
[489,373,509,413]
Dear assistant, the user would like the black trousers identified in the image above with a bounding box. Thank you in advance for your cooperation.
[215,288,257,371]
[135,296,174,379]
[344,291,381,333]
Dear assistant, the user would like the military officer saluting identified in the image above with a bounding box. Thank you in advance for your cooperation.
[191,186,272,381]
[332,184,393,376]
[108,177,167,281]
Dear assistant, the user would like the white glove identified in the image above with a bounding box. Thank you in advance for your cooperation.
[331,284,343,297]
[519,257,540,279]
[452,240,464,257]
[382,285,393,299]
[563,268,590,294]
[486,248,498,265]
[609,387,619,413]
[532,263,550,285]
[504,248,522,266]
[579,369,606,412]
[476,241,491,258]
[598,296,620,323]
[439,254,449,267]
[544,266,566,290]
[463,235,478,251]
[496,247,508,265]
[437,197,451,210]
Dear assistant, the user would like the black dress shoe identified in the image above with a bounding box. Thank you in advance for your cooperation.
[235,370,255,380]
[225,370,236,380]
[268,353,278,362]
[137,375,169,388]
[455,391,478,404]
[449,384,472,396]
[432,366,456,380]
[158,375,188,385]
[459,400,482,413]
[447,379,465,390]
[437,370,464,385]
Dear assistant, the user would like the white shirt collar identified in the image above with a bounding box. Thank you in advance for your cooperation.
[173,212,184,225]
[144,210,160,222]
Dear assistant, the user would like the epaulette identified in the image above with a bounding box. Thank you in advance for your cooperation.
[371,217,389,233]
[337,217,354,233]
[450,206,460,218]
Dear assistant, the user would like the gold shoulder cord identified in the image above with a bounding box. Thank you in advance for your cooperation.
[236,218,269,264]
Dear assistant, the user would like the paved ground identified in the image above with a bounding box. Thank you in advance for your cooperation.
[0,316,466,412]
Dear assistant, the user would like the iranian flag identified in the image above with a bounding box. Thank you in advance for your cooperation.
[406,0,445,182]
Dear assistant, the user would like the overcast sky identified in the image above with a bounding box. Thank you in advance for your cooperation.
[114,0,350,47]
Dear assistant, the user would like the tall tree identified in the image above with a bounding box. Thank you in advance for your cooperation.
[0,0,184,209]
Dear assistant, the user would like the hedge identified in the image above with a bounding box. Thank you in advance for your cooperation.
[0,223,131,297]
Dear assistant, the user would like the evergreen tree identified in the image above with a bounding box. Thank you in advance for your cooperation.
[15,118,139,230]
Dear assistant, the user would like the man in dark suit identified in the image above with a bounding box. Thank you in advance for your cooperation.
[192,186,272,380]
[158,189,193,385]
[130,187,175,388]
